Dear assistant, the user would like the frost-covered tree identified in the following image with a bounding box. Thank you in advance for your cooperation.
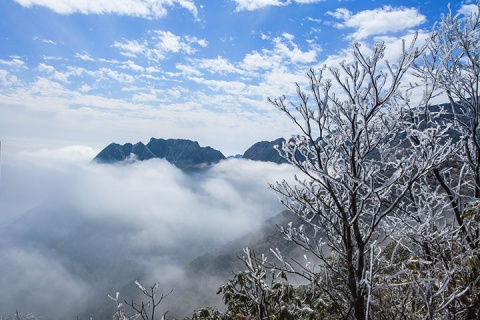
[267,34,454,319]
[417,1,480,239]
[382,2,480,318]
[109,281,172,320]
[218,3,480,319]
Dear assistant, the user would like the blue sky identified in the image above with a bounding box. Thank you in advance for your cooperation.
[0,0,474,158]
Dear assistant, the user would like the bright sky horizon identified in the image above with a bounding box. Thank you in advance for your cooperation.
[0,0,475,160]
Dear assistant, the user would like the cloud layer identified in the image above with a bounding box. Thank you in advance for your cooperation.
[0,147,300,317]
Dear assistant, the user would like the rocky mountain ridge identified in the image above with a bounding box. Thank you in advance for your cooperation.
[93,137,289,169]
[92,138,227,170]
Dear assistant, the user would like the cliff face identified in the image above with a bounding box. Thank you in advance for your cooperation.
[92,138,226,170]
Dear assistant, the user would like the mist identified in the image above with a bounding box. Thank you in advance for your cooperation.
[0,146,300,319]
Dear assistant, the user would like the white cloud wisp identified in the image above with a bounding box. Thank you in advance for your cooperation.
[327,6,427,40]
[14,0,199,19]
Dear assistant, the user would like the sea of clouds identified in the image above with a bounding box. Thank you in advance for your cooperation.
[0,145,301,318]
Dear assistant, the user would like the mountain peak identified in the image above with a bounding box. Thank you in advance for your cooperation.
[242,138,289,164]
[92,138,226,170]
[92,137,293,170]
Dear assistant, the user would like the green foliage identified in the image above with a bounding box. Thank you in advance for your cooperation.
[191,307,226,320]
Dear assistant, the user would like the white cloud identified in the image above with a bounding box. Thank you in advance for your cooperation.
[132,91,159,102]
[37,62,55,73]
[154,30,206,54]
[0,56,26,68]
[272,33,320,63]
[112,39,146,58]
[19,145,99,166]
[282,32,295,41]
[155,30,185,52]
[30,64,138,86]
[139,31,322,118]
[327,7,351,20]
[14,0,199,20]
[175,63,203,76]
[194,56,239,75]
[242,51,274,71]
[86,66,138,84]
[42,55,64,61]
[75,52,95,61]
[232,0,286,11]
[112,30,207,62]
[42,38,57,45]
[30,77,69,95]
[458,4,479,17]
[146,66,161,74]
[232,0,324,11]
[327,6,426,40]
[196,38,208,47]
[120,60,145,73]
[0,70,8,83]
[294,0,324,3]
[240,33,320,73]
[79,84,92,92]
[189,77,248,94]
[0,69,20,87]
[306,16,322,23]
[33,36,58,45]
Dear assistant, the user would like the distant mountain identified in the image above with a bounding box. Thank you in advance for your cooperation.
[242,138,288,164]
[227,154,243,159]
[92,137,298,169]
[92,138,226,170]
